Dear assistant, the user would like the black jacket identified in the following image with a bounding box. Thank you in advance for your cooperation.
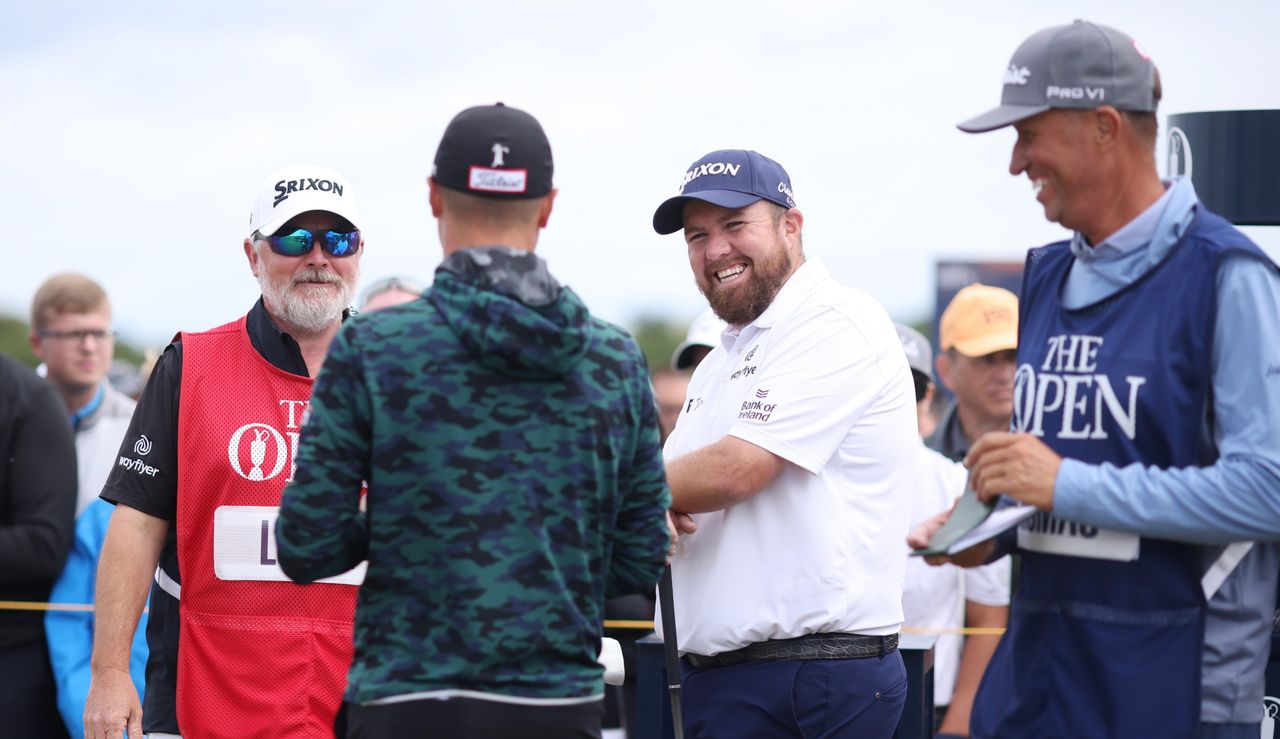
[0,354,76,651]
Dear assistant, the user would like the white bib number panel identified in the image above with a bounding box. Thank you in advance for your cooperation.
[213,505,365,585]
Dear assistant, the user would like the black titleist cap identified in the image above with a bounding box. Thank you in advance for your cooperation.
[432,103,554,199]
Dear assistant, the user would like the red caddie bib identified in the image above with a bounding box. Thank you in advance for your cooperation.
[175,316,360,738]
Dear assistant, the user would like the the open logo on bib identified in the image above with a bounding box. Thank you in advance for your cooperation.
[213,505,365,585]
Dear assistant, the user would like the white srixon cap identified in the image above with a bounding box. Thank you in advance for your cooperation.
[248,163,361,237]
[958,20,1158,133]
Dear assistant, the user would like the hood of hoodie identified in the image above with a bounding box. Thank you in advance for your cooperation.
[427,246,592,379]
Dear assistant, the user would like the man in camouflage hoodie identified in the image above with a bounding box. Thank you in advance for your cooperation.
[276,103,672,739]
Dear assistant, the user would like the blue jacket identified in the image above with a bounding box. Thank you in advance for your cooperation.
[46,499,149,739]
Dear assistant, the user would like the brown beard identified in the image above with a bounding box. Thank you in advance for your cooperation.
[698,242,793,327]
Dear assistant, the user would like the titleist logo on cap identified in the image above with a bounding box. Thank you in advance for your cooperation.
[273,178,345,207]
[468,166,529,194]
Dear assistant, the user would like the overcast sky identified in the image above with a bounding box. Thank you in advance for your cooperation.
[5,0,1278,349]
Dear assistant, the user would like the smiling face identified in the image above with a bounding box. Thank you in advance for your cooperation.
[1009,109,1103,233]
[246,210,361,335]
[682,199,803,327]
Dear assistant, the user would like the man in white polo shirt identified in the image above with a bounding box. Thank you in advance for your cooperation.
[652,149,918,739]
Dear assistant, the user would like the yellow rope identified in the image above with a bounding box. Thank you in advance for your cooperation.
[0,600,95,612]
[603,619,656,630]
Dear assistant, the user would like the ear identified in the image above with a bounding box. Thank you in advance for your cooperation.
[537,189,558,229]
[29,329,45,360]
[244,237,262,277]
[934,351,952,388]
[428,177,444,218]
[783,207,804,238]
[1094,106,1122,149]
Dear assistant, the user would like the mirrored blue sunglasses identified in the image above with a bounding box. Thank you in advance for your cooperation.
[266,228,360,258]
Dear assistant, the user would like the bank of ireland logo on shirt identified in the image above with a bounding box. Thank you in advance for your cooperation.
[739,388,777,423]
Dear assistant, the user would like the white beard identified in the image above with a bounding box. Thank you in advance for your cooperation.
[259,265,357,334]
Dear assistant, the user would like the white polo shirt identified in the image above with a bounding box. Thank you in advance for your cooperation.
[659,260,918,656]
[901,444,1011,706]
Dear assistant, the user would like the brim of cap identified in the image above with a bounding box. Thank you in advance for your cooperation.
[956,103,1051,133]
[652,190,763,235]
[671,341,711,370]
[951,331,1017,358]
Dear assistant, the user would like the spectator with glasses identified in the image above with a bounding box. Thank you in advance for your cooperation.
[28,273,147,739]
[29,274,134,516]
[84,164,366,739]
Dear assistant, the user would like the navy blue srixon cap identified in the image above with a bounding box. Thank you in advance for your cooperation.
[432,102,553,199]
[652,149,797,235]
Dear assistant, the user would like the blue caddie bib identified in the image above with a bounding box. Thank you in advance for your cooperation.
[971,208,1271,739]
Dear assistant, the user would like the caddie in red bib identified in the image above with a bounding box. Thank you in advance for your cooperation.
[174,317,362,736]
[86,164,368,739]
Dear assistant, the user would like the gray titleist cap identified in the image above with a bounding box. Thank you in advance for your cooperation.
[957,20,1157,133]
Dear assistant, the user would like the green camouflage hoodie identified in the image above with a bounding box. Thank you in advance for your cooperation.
[277,246,671,703]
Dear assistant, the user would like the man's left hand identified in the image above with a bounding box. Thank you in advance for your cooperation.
[965,432,1062,510]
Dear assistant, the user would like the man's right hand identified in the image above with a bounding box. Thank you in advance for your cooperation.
[84,666,143,739]
[907,508,997,568]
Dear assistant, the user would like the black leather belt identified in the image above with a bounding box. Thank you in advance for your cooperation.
[683,632,898,669]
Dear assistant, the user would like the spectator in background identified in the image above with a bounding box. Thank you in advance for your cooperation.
[897,323,941,438]
[895,323,1009,738]
[671,307,725,373]
[0,354,77,738]
[928,284,1018,462]
[358,275,425,312]
[29,274,135,517]
[651,368,690,444]
[653,308,726,442]
[28,273,146,739]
